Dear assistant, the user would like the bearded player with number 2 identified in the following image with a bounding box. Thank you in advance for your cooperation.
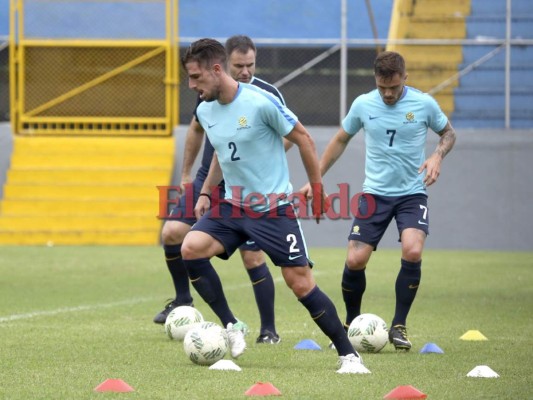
[180,38,368,374]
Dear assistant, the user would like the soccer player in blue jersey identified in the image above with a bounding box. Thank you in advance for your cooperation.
[313,51,456,350]
[154,36,286,345]
[180,38,367,374]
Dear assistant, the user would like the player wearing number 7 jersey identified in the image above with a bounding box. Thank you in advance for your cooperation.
[310,51,456,350]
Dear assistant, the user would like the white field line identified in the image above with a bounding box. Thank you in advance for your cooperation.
[0,297,157,323]
[0,271,324,324]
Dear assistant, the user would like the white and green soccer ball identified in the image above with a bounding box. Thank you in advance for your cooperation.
[348,313,389,353]
[183,321,228,366]
[165,306,204,341]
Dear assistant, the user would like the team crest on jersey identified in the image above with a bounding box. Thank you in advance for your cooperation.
[238,116,251,130]
[404,112,417,124]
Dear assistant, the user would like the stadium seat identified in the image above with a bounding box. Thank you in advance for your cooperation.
[0,136,174,245]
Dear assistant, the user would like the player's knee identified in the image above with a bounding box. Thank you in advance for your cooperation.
[241,250,265,269]
[285,279,306,297]
[346,241,372,269]
[345,254,368,270]
[402,246,423,263]
[292,280,315,298]
[161,221,188,245]
[180,234,200,259]
[402,252,422,263]
[180,241,196,260]
[181,232,218,260]
[282,268,314,298]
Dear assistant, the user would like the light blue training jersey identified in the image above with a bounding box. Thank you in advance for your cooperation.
[196,83,298,211]
[342,86,448,196]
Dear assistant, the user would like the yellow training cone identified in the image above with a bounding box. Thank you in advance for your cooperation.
[460,330,488,341]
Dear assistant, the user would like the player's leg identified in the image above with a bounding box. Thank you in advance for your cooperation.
[282,265,367,373]
[152,220,194,324]
[181,229,236,327]
[246,204,366,372]
[342,240,373,328]
[153,184,200,324]
[281,266,353,352]
[181,203,249,358]
[395,227,425,326]
[238,243,279,344]
[342,194,393,327]
[389,194,429,350]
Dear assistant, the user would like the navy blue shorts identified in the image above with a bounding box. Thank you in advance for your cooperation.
[167,180,261,252]
[191,202,310,267]
[348,193,429,248]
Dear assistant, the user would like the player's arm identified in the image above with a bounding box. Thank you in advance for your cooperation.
[180,116,205,189]
[285,121,328,222]
[298,127,351,218]
[283,138,294,152]
[318,127,352,177]
[195,153,223,219]
[434,121,457,159]
[419,121,457,186]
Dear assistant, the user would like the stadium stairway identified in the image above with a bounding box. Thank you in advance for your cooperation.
[0,136,175,245]
[451,0,533,128]
[387,0,471,117]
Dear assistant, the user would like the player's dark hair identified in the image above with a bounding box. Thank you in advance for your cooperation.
[225,35,256,56]
[182,38,227,69]
[374,51,406,79]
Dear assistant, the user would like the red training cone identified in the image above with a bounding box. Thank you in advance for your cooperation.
[244,382,282,396]
[383,385,427,399]
[94,378,135,392]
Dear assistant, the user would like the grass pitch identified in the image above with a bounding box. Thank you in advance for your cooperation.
[1,246,532,399]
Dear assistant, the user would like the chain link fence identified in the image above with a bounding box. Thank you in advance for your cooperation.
[4,0,532,129]
[9,0,178,136]
[178,45,378,126]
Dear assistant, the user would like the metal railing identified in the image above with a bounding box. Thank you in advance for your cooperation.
[179,0,532,128]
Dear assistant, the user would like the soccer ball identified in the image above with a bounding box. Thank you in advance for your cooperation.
[348,313,389,353]
[165,306,204,341]
[183,321,229,366]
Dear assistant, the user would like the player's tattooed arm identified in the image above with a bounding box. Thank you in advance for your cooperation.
[419,121,456,186]
[434,121,456,160]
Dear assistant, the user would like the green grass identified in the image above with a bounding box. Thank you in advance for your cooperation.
[1,246,532,399]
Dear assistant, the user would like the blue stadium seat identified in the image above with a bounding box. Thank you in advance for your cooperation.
[451,0,533,128]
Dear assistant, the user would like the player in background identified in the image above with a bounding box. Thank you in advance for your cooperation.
[306,51,456,350]
[154,35,287,345]
[180,38,367,374]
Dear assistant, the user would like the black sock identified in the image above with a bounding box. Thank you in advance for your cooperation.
[163,244,193,304]
[183,258,236,326]
[299,286,354,356]
[247,263,276,334]
[341,265,366,327]
[392,259,421,326]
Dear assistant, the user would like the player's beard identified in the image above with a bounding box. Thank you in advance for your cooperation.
[199,76,222,102]
[199,88,219,102]
[381,91,400,106]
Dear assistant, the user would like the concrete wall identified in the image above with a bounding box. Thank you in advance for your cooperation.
[172,125,533,251]
[2,123,532,250]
